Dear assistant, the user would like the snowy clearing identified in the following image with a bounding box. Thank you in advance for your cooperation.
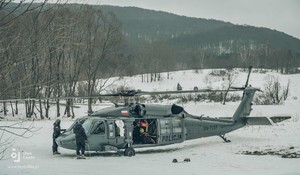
[1,69,300,175]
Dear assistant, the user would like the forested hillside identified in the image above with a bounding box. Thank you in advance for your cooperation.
[101,6,234,43]
[100,5,300,75]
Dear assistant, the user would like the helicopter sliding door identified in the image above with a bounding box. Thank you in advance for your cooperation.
[106,120,126,146]
[158,118,184,145]
[88,119,107,151]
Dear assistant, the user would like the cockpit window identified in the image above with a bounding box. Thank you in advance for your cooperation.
[91,121,105,134]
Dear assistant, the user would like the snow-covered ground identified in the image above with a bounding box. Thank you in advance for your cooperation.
[1,69,300,175]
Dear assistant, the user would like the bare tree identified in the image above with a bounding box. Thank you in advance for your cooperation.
[0,0,64,159]
[1,2,123,118]
[239,44,251,71]
[195,47,207,70]
[282,80,290,101]
[0,0,64,118]
[221,69,238,105]
[255,75,290,105]
[0,0,49,28]
[137,42,175,82]
[81,7,123,114]
[48,7,88,118]
[0,120,41,159]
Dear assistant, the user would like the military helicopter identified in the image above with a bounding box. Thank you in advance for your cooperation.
[55,73,291,157]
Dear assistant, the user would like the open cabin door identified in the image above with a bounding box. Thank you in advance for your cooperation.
[106,120,125,145]
[132,119,158,145]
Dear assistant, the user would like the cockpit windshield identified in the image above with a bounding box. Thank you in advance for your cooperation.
[81,119,93,133]
[68,118,87,131]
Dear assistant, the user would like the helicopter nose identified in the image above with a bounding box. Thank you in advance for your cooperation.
[56,132,76,150]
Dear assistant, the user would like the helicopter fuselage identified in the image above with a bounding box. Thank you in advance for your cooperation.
[56,104,245,153]
[56,87,287,156]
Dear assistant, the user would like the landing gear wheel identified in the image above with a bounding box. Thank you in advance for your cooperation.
[124,147,135,157]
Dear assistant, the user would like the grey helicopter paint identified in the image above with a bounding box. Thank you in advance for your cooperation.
[55,86,290,156]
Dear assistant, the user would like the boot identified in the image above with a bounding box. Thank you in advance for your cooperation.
[53,151,61,155]
[76,155,86,159]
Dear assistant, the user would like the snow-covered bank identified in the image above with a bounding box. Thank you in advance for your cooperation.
[1,102,299,175]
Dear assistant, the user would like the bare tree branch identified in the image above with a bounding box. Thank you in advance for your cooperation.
[0,0,49,28]
[0,120,41,159]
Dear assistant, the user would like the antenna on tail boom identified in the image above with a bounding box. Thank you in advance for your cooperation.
[245,66,253,88]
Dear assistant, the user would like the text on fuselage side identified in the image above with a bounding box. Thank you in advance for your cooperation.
[161,134,182,142]
[203,125,218,131]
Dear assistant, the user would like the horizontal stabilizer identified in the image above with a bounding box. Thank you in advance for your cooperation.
[270,116,291,123]
[245,117,272,125]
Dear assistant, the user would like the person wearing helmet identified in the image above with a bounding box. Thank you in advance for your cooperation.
[140,127,155,144]
[52,119,66,155]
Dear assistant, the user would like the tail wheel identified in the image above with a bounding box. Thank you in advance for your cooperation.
[124,147,135,157]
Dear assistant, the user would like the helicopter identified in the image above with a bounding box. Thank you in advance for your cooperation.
[55,85,291,157]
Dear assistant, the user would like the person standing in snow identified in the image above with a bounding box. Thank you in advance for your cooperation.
[73,122,87,159]
[52,119,65,155]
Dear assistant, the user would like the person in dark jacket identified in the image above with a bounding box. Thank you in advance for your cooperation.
[133,121,141,144]
[52,119,65,155]
[73,122,87,159]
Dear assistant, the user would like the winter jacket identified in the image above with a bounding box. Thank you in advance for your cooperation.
[73,123,87,142]
[53,124,62,138]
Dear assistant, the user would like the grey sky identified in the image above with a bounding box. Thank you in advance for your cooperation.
[69,0,300,39]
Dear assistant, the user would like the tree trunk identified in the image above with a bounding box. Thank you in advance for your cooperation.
[88,98,93,115]
[39,99,44,119]
[10,102,14,117]
[64,99,71,117]
[56,99,60,117]
[15,101,18,115]
[222,90,229,105]
[45,100,50,119]
[71,100,75,119]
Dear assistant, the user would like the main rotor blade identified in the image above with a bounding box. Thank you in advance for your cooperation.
[230,86,245,90]
[137,89,242,96]
[0,88,244,102]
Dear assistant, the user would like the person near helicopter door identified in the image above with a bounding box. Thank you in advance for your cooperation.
[52,119,66,155]
[73,122,87,159]
[133,121,141,144]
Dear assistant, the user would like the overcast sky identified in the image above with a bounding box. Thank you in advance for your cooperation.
[67,0,300,39]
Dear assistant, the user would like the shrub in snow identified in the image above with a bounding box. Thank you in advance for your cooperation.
[254,75,290,105]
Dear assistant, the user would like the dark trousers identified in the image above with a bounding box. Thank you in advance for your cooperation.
[52,138,58,152]
[76,140,85,156]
